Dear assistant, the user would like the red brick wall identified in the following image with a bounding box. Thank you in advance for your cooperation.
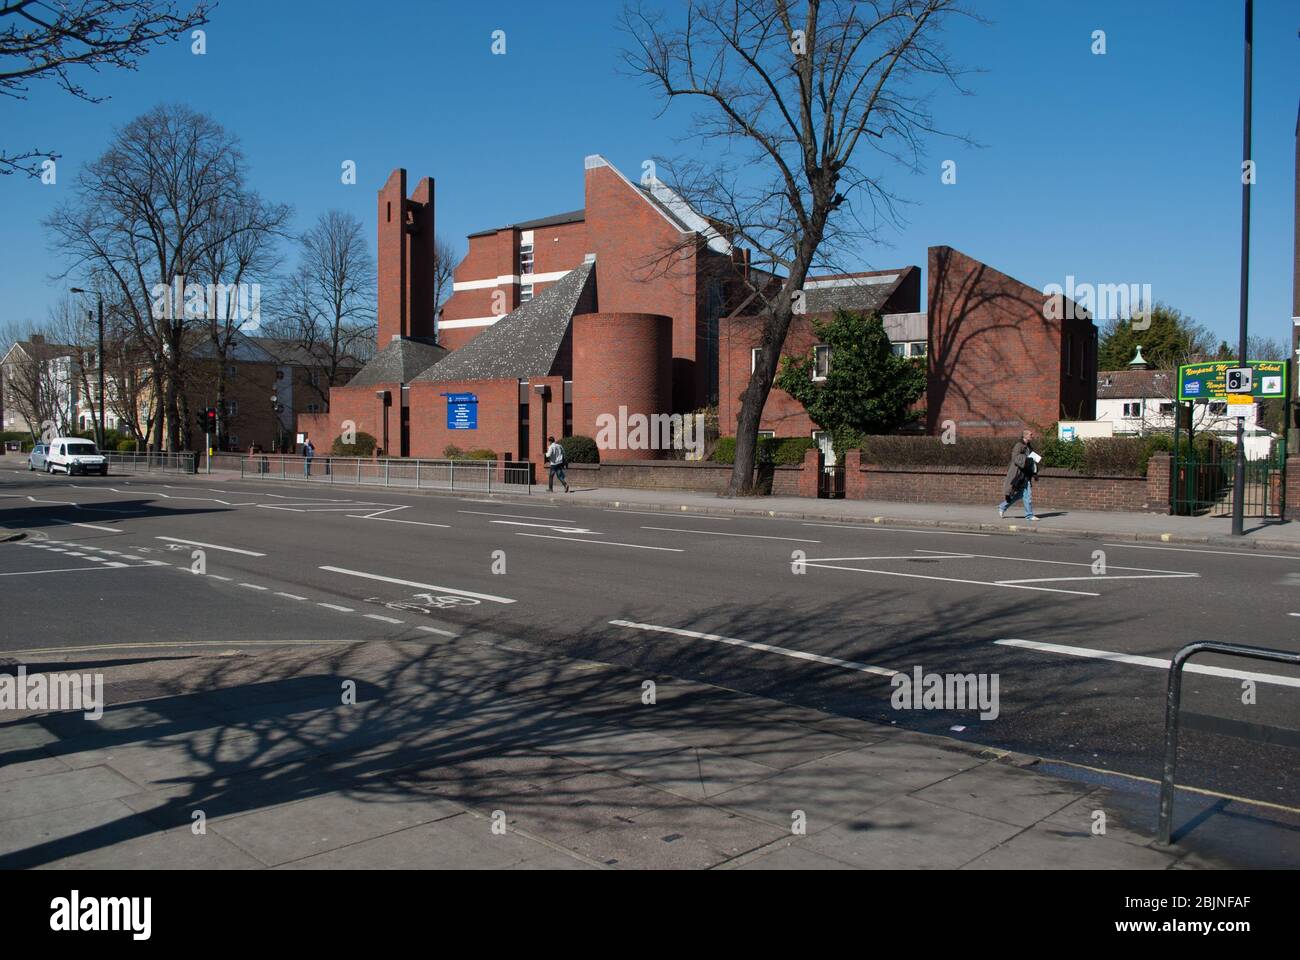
[572,312,672,461]
[585,161,703,410]
[1287,458,1300,520]
[376,170,437,345]
[294,382,395,453]
[927,245,1096,437]
[1146,453,1171,513]
[439,221,588,352]
[850,462,1160,512]
[408,378,520,461]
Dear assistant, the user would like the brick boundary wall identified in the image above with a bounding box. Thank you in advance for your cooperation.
[1287,457,1300,520]
[842,450,1164,512]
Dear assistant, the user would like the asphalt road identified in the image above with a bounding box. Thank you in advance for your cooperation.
[3,460,1299,808]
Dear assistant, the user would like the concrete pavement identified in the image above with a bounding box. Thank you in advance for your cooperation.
[3,630,1294,869]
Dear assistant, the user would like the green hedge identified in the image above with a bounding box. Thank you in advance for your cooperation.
[854,433,1184,477]
[442,445,497,460]
[713,435,817,466]
[332,431,378,457]
[560,435,599,464]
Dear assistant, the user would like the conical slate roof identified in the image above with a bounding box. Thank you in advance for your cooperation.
[416,261,595,383]
[347,336,447,386]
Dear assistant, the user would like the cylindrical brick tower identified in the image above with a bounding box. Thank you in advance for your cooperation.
[571,312,673,461]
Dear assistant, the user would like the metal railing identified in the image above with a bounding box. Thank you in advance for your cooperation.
[238,455,533,493]
[103,451,197,474]
[1157,640,1300,845]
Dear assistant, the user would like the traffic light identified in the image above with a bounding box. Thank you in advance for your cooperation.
[196,410,208,431]
[199,408,217,433]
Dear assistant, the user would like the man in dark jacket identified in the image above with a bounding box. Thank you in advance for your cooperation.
[999,429,1039,520]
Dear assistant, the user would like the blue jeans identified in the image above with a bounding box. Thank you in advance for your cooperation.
[304,458,312,477]
[1000,481,1033,517]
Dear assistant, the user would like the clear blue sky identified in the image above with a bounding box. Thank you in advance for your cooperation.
[1,0,1295,350]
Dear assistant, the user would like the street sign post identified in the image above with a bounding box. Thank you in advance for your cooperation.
[1176,359,1285,402]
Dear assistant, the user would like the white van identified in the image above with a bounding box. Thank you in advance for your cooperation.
[44,438,109,476]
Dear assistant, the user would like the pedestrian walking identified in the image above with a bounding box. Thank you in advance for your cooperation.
[545,435,570,493]
[998,428,1040,521]
[303,437,315,477]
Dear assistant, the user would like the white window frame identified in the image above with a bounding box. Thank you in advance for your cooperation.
[1122,402,1141,419]
[226,399,238,417]
[812,344,830,381]
[518,243,534,276]
[519,283,534,303]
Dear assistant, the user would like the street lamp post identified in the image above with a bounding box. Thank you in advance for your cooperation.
[69,288,105,451]
[1230,0,1253,537]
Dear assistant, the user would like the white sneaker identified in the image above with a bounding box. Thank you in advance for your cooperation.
[998,505,1006,518]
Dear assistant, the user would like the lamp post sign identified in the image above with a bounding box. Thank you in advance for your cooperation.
[443,393,478,430]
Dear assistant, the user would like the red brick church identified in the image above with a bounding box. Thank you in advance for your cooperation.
[297,155,1095,466]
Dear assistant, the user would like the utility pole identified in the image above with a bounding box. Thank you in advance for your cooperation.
[70,287,106,450]
[1231,0,1253,537]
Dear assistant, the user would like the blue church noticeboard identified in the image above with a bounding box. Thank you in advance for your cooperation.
[444,393,478,430]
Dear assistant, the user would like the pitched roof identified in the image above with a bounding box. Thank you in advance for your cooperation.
[416,261,596,383]
[1096,369,1174,399]
[466,209,585,239]
[254,337,366,369]
[6,339,77,362]
[347,337,448,386]
[802,271,908,315]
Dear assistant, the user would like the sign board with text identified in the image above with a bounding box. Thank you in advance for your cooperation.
[1176,360,1286,403]
[443,392,478,430]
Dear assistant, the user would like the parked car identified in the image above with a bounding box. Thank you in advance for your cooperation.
[44,438,108,476]
[27,443,47,471]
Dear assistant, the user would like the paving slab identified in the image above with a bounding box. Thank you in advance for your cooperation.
[211,790,465,867]
[911,761,1089,827]
[37,824,264,870]
[0,764,141,820]
[613,745,776,802]
[962,822,1179,870]
[732,840,857,870]
[273,813,553,869]
[0,799,152,867]
[801,795,1024,869]
[559,799,784,869]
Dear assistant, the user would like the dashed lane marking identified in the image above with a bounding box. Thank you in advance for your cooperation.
[155,536,266,557]
[317,603,355,613]
[610,620,898,677]
[319,566,516,604]
[416,625,458,638]
[640,526,821,543]
[365,614,405,625]
[515,533,683,553]
[276,592,308,600]
[239,583,269,591]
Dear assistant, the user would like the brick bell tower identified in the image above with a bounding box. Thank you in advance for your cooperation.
[377,168,437,345]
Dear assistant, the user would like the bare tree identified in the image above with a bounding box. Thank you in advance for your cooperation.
[0,0,212,175]
[46,103,265,451]
[624,0,975,493]
[0,322,76,438]
[268,210,377,411]
[190,191,291,445]
[433,235,458,323]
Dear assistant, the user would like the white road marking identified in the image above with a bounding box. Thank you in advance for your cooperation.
[275,592,308,600]
[605,509,733,520]
[809,554,973,562]
[346,515,450,528]
[802,522,989,537]
[640,526,821,543]
[1102,542,1300,562]
[996,574,1198,585]
[155,537,266,557]
[416,625,458,637]
[611,620,897,677]
[239,583,268,591]
[461,510,578,523]
[913,548,1190,574]
[120,555,143,561]
[352,506,409,518]
[365,614,405,625]
[319,566,516,604]
[515,533,683,552]
[208,575,233,582]
[995,639,1300,688]
[318,603,355,613]
[491,520,595,534]
[50,519,122,532]
[0,565,150,577]
[804,561,1100,596]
